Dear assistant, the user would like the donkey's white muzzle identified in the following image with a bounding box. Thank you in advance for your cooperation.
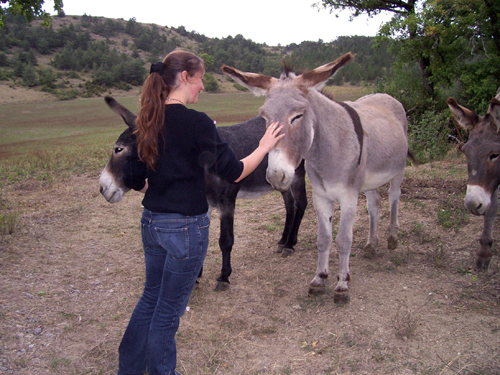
[266,149,296,192]
[464,185,491,215]
[99,169,128,204]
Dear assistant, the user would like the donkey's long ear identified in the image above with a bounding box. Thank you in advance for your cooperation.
[221,65,276,96]
[105,96,137,130]
[299,52,354,91]
[488,98,500,132]
[446,97,479,132]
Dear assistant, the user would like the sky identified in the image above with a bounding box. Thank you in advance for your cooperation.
[42,0,392,46]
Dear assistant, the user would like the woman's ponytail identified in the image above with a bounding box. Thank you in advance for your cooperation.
[135,67,168,170]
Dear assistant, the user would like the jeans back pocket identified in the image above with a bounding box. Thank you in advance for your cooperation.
[153,227,190,260]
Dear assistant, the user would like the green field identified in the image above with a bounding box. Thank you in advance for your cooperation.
[0,87,371,185]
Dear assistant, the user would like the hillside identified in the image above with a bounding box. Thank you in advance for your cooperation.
[0,13,393,104]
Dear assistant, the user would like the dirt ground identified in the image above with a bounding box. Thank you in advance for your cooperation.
[1,151,499,375]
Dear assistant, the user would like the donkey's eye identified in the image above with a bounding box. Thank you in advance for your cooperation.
[489,153,499,162]
[114,147,124,154]
[291,114,303,124]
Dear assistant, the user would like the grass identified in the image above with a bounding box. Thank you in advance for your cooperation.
[0,93,255,186]
[0,85,374,240]
[0,96,136,186]
[322,84,374,102]
[393,306,419,340]
[0,86,376,187]
[194,92,265,126]
[437,196,470,231]
[0,188,20,236]
[429,245,447,268]
[0,211,18,235]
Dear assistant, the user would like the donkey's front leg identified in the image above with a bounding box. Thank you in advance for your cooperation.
[334,194,358,303]
[478,187,499,269]
[308,194,335,295]
[216,204,236,291]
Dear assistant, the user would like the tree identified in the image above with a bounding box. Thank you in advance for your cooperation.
[199,53,214,72]
[0,0,64,27]
[13,59,23,77]
[320,0,500,110]
[22,62,37,86]
[318,0,416,16]
[0,51,8,66]
[381,0,499,110]
[37,66,56,88]
[319,0,435,96]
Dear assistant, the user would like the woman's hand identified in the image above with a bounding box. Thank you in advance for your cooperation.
[259,121,285,153]
[234,122,285,183]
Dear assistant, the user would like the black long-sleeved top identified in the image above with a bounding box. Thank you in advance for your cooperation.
[123,104,244,216]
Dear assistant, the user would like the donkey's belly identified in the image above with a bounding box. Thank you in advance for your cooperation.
[361,170,399,192]
[236,185,274,199]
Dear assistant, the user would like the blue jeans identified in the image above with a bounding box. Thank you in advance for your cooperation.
[117,209,210,375]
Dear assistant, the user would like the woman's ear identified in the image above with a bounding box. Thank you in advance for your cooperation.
[179,71,189,85]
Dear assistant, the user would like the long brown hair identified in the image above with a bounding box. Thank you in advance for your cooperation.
[135,49,204,169]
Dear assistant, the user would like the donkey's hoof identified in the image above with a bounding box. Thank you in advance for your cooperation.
[215,281,230,291]
[308,284,326,296]
[281,247,295,257]
[333,291,350,305]
[388,236,398,250]
[476,257,491,270]
[276,244,284,253]
[363,244,376,259]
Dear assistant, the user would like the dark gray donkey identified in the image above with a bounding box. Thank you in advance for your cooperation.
[222,53,412,302]
[99,96,307,290]
[447,89,500,270]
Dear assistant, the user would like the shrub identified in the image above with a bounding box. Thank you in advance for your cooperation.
[56,89,80,100]
[0,68,13,81]
[83,81,106,97]
[203,74,219,93]
[407,109,451,163]
[233,83,248,92]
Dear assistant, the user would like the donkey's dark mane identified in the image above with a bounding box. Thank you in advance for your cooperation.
[282,56,306,78]
[283,61,294,78]
[320,90,335,102]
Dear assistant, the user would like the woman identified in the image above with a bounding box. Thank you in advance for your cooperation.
[117,49,284,375]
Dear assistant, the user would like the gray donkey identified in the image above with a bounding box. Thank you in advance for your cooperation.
[222,53,412,302]
[447,88,500,270]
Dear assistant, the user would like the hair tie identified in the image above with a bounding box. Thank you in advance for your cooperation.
[150,62,164,75]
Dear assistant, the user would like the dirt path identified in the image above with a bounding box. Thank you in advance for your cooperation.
[0,157,499,374]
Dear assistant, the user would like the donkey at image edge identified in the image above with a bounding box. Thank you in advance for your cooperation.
[447,89,500,270]
[99,96,307,290]
[222,52,412,303]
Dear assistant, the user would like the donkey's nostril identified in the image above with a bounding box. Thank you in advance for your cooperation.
[281,173,286,183]
[100,186,104,194]
[477,203,482,211]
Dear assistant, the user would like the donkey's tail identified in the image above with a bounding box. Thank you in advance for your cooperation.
[407,150,420,167]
